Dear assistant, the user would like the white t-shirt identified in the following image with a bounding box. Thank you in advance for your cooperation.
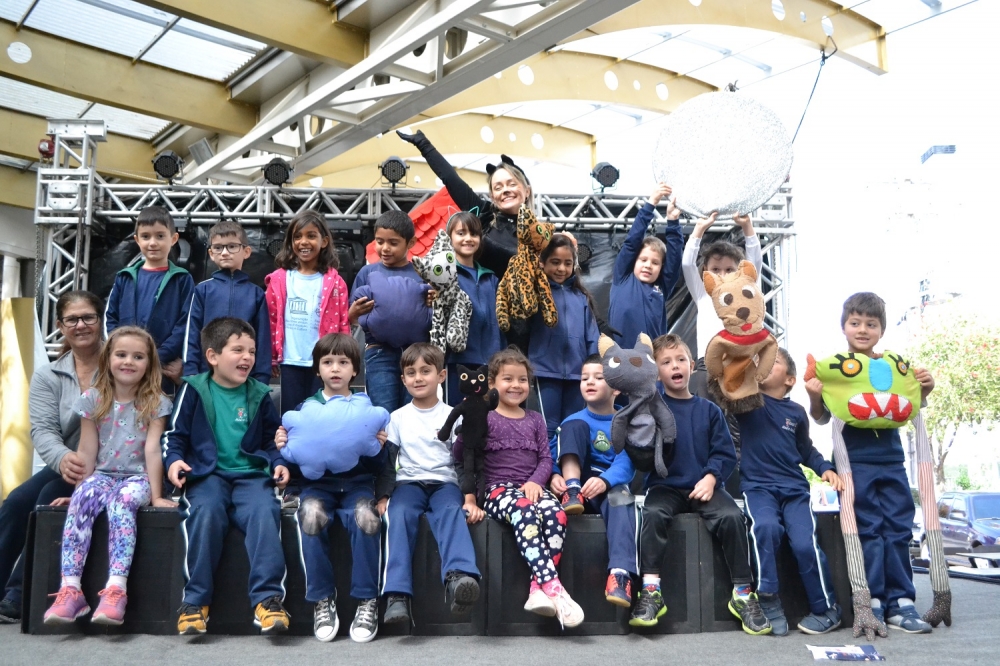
[386,400,459,485]
[282,270,323,366]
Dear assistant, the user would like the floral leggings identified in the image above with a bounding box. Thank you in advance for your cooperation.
[61,473,151,578]
[482,483,567,584]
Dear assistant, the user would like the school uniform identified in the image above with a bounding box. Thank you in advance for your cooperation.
[445,262,505,406]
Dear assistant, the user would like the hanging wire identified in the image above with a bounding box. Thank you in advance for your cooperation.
[791,37,837,143]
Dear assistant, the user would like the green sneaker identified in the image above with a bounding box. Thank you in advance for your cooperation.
[629,585,667,627]
[728,591,771,635]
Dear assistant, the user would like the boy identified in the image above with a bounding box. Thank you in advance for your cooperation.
[549,354,638,608]
[805,293,935,634]
[277,333,387,643]
[348,210,431,413]
[738,348,843,636]
[376,343,482,625]
[631,334,769,635]
[183,221,271,383]
[164,317,290,635]
[106,205,194,391]
[607,183,683,348]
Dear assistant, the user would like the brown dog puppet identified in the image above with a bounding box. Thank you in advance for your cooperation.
[703,260,777,413]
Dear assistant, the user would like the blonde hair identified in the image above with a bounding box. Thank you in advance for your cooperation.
[487,164,534,214]
[91,327,164,427]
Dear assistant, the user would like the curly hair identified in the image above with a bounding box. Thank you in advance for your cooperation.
[487,346,534,384]
[91,326,163,427]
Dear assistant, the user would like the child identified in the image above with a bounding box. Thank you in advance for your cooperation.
[43,327,174,626]
[165,317,291,635]
[184,221,271,383]
[265,209,350,414]
[528,234,601,439]
[376,343,482,625]
[607,183,683,348]
[805,293,936,634]
[105,205,194,392]
[454,348,584,628]
[631,334,769,635]
[349,210,432,413]
[738,348,843,636]
[276,333,387,643]
[444,211,505,406]
[549,354,638,608]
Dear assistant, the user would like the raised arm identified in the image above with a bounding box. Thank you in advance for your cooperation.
[681,215,717,302]
[660,200,683,297]
[397,129,485,213]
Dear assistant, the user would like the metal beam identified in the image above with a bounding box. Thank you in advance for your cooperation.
[302,162,487,190]
[135,0,367,68]
[566,0,888,74]
[0,22,257,135]
[0,165,36,209]
[0,109,156,182]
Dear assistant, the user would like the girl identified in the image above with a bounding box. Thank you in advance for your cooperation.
[444,211,504,406]
[529,234,601,439]
[43,326,174,626]
[265,209,350,413]
[454,348,583,628]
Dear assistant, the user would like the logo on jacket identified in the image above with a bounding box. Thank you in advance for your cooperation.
[236,407,247,423]
[593,430,611,452]
[782,417,796,433]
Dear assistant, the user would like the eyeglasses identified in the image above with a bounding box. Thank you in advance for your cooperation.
[59,314,99,327]
[209,243,246,254]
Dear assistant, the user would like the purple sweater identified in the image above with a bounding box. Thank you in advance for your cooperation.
[454,410,552,489]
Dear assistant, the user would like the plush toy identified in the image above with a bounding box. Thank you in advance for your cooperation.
[703,260,778,414]
[598,333,676,478]
[352,271,432,349]
[805,352,950,638]
[281,394,390,480]
[412,230,473,354]
[437,364,499,495]
[495,204,557,331]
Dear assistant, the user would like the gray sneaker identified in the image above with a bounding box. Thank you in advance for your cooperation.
[354,497,381,536]
[757,593,788,636]
[798,603,842,635]
[350,598,378,643]
[299,497,329,536]
[313,595,339,642]
[383,594,410,624]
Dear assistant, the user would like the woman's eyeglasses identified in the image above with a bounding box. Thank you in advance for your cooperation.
[59,314,99,327]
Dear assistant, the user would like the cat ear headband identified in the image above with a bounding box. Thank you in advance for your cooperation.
[485,155,530,185]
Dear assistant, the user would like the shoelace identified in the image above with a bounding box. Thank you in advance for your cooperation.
[355,599,377,626]
[98,587,125,605]
[314,599,332,624]
[262,597,284,614]
[49,587,81,606]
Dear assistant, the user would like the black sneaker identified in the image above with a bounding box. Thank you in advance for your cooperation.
[383,594,410,625]
[628,585,667,627]
[0,596,20,624]
[757,592,788,636]
[444,570,480,615]
[561,487,585,515]
[350,598,378,642]
[728,591,772,635]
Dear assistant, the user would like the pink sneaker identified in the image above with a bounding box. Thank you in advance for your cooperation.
[43,586,90,625]
[91,586,128,625]
[523,579,556,617]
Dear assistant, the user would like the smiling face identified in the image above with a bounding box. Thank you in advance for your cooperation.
[292,222,329,272]
[541,245,574,284]
[57,299,102,355]
[490,167,529,216]
[207,333,256,388]
[489,362,530,409]
[655,345,694,398]
[449,221,480,265]
[843,311,883,356]
[634,246,664,284]
[374,227,413,267]
[402,356,446,403]
[109,334,150,390]
[208,233,251,271]
[318,352,356,398]
[134,222,178,268]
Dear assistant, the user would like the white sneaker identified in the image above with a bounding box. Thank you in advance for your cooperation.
[313,596,339,642]
[550,586,584,629]
[349,598,378,643]
[524,587,556,617]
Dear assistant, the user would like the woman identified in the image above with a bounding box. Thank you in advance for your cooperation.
[0,291,103,623]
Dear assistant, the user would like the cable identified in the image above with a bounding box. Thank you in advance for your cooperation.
[790,37,836,144]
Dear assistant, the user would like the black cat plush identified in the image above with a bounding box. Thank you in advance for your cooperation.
[437,364,498,495]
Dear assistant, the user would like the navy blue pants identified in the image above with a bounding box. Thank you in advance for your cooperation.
[851,461,916,610]
[364,345,410,413]
[383,482,479,596]
[180,470,286,608]
[536,377,585,440]
[296,484,380,602]
[279,364,321,415]
[743,486,837,614]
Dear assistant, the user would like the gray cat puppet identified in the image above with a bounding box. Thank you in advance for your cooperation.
[598,333,676,479]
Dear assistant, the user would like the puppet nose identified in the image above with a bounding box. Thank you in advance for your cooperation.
[736,307,750,320]
[630,357,643,367]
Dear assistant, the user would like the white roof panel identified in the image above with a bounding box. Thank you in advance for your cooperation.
[19,0,165,59]
[142,19,263,81]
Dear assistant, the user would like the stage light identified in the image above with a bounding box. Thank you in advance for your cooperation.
[379,156,408,190]
[38,137,55,160]
[263,157,292,186]
[591,162,620,190]
[152,150,183,181]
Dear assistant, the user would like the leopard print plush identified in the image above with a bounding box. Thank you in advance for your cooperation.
[413,230,472,353]
[495,205,557,331]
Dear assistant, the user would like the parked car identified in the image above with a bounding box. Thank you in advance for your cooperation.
[916,491,1000,568]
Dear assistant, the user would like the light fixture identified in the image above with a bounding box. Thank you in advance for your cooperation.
[187,138,214,165]
[38,136,55,160]
[379,156,408,191]
[152,150,183,181]
[263,157,292,186]
[591,162,620,191]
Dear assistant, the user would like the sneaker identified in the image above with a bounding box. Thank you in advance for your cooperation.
[546,582,584,629]
[383,594,410,625]
[561,487,585,515]
[254,595,290,634]
[629,585,667,627]
[524,580,556,617]
[43,586,90,625]
[872,605,885,624]
[299,497,329,536]
[91,586,128,626]
[757,593,787,636]
[354,498,382,536]
[605,571,632,608]
[444,570,480,615]
[313,595,339,642]
[177,602,209,635]
[798,603,842,635]
[281,493,300,510]
[886,604,932,634]
[0,596,20,624]
[728,591,772,635]
[350,598,378,643]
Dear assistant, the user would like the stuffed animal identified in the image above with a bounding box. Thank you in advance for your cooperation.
[703,260,778,414]
[598,333,676,478]
[495,204,557,331]
[437,364,499,495]
[351,271,432,349]
[805,352,950,638]
[412,230,473,354]
[281,394,390,480]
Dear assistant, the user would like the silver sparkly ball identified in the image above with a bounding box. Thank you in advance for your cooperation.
[652,92,793,218]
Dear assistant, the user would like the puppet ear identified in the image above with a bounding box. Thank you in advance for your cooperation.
[637,333,653,352]
[803,354,817,382]
[739,260,757,281]
[598,335,617,357]
[703,271,720,294]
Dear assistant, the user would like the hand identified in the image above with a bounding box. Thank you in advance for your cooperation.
[348,297,374,325]
[666,197,681,221]
[693,212,718,236]
[560,231,578,249]
[520,481,543,503]
[59,451,87,484]
[822,470,844,492]
[376,430,388,446]
[425,288,438,307]
[580,477,609,500]
[649,183,672,206]
[689,473,716,502]
[804,377,824,400]
[275,426,288,450]
[49,497,72,507]
[152,497,179,509]
[550,474,567,494]
[914,367,935,398]
[272,365,280,379]
[273,465,290,490]
[377,497,388,516]
[162,358,183,384]
[168,460,192,487]
[396,128,425,144]
[732,213,754,235]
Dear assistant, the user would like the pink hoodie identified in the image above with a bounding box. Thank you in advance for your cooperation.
[264,268,350,367]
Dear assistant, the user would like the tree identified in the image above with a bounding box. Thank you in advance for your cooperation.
[906,313,1000,487]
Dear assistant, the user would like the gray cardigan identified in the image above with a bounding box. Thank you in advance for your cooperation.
[29,352,94,473]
